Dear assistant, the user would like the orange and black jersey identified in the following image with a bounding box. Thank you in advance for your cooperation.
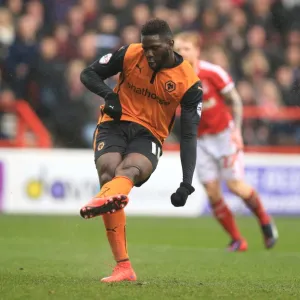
[80,43,203,185]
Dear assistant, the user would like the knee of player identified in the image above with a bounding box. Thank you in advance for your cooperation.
[226,180,238,194]
[99,173,114,186]
[115,165,143,183]
[204,181,222,203]
[226,180,252,198]
[96,162,115,185]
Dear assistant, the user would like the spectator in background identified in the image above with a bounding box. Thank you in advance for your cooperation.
[55,59,99,148]
[166,9,182,34]
[257,79,286,145]
[287,26,300,46]
[33,36,65,129]
[0,8,15,62]
[286,44,300,73]
[180,1,200,31]
[25,0,46,36]
[248,0,274,33]
[120,25,139,45]
[153,5,169,21]
[78,32,98,65]
[246,25,284,72]
[5,0,22,25]
[79,0,99,29]
[67,5,85,54]
[286,44,300,103]
[225,7,248,77]
[206,45,232,74]
[214,0,234,27]
[132,4,151,29]
[258,79,283,112]
[4,15,39,99]
[96,14,120,56]
[0,8,15,47]
[237,80,256,106]
[104,0,133,29]
[242,49,270,85]
[0,88,16,140]
[201,9,223,46]
[276,65,299,106]
[46,0,77,24]
[53,23,77,62]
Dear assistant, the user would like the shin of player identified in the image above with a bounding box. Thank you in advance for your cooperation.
[175,32,278,251]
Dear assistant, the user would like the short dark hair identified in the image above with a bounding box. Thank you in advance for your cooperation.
[141,18,173,38]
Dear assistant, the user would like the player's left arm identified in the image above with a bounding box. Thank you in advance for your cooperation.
[171,81,203,207]
[180,81,203,184]
[210,65,242,129]
[211,65,244,148]
[223,87,243,130]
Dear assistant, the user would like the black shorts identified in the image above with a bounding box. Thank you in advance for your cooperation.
[94,121,162,186]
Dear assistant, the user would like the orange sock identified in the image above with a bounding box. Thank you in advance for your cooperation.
[96,176,133,262]
[96,176,134,198]
[103,210,128,262]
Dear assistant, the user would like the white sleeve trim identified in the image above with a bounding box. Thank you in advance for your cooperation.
[220,82,235,94]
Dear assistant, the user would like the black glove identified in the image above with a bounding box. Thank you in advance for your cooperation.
[171,182,195,207]
[103,93,122,121]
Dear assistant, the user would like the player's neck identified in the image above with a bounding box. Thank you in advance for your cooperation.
[162,52,176,69]
[193,59,199,72]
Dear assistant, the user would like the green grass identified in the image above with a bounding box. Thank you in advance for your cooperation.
[0,215,300,300]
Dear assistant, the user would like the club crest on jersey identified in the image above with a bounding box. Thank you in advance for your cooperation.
[97,142,105,151]
[99,53,112,64]
[165,80,176,93]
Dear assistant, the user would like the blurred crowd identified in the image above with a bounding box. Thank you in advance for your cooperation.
[0,0,300,147]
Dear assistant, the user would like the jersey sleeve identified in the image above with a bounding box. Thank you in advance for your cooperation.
[179,81,203,185]
[80,46,129,100]
[210,66,234,94]
[89,45,129,79]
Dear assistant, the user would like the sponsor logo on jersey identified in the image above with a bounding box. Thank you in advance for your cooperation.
[127,82,170,105]
[99,53,112,64]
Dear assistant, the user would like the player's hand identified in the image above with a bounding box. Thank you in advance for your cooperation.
[103,93,122,121]
[231,127,244,150]
[171,182,195,207]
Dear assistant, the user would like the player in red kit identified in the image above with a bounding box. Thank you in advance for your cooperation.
[175,32,278,251]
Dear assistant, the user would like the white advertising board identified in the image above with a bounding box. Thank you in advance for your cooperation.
[0,149,299,216]
[0,149,205,216]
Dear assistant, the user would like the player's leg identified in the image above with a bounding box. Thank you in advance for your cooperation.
[226,177,278,249]
[95,153,132,269]
[93,123,161,216]
[80,121,131,218]
[99,152,153,283]
[196,140,247,251]
[100,126,161,282]
[87,123,159,282]
[81,150,154,218]
[203,180,247,251]
[81,122,147,282]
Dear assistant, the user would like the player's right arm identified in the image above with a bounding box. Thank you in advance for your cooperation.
[80,46,129,120]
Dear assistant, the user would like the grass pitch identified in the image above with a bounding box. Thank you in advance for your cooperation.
[0,215,299,300]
